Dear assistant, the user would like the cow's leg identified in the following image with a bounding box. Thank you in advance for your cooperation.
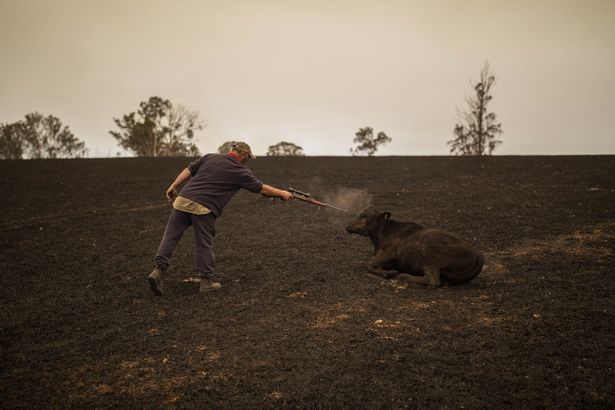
[400,274,429,285]
[368,254,398,278]
[400,266,441,288]
[424,265,441,288]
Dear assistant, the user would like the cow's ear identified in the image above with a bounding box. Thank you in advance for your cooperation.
[383,212,392,219]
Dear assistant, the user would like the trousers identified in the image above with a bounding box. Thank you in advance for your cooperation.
[154,209,216,278]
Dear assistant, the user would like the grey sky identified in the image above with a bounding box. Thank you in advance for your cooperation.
[1,0,614,156]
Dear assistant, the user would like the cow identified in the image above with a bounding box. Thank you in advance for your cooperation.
[345,207,484,287]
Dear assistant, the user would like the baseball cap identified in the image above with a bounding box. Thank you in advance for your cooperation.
[232,141,256,159]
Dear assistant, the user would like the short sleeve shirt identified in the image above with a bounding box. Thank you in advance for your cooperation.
[178,153,263,217]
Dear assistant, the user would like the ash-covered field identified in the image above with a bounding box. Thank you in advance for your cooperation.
[1,156,614,408]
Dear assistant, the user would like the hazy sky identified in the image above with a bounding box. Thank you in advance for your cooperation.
[1,0,614,156]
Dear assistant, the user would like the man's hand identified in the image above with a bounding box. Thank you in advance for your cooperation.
[279,190,293,201]
[166,186,178,201]
[260,184,293,201]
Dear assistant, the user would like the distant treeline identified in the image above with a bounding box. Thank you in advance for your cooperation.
[1,62,501,159]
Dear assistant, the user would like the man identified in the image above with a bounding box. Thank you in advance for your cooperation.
[148,142,292,295]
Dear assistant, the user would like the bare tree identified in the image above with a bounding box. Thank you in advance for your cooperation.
[163,104,202,156]
[267,141,304,156]
[448,61,503,155]
[350,127,391,156]
[111,96,203,157]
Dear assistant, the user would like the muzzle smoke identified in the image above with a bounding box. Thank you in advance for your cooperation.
[300,177,372,224]
[323,187,373,222]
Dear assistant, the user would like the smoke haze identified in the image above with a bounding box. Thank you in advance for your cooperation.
[323,187,373,216]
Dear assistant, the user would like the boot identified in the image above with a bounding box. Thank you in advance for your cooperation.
[199,277,221,292]
[148,267,163,296]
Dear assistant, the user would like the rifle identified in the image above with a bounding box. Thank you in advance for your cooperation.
[288,188,347,213]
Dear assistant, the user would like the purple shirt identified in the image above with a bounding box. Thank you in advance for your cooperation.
[179,153,263,217]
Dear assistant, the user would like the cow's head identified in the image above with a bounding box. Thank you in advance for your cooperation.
[345,207,391,236]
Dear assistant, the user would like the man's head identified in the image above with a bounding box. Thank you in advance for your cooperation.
[232,141,256,163]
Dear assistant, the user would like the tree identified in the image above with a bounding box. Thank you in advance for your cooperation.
[350,127,391,156]
[0,113,86,159]
[110,96,203,157]
[448,61,503,156]
[217,141,236,154]
[267,141,304,156]
[0,122,25,159]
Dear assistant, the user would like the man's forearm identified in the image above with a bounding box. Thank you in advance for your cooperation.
[171,168,192,189]
[166,168,191,200]
[261,184,289,199]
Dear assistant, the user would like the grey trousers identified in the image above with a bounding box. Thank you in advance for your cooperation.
[154,209,216,278]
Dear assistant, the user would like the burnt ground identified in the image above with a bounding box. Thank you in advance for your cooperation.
[0,155,614,408]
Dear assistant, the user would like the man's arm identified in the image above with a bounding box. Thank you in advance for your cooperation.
[261,184,293,201]
[166,168,191,200]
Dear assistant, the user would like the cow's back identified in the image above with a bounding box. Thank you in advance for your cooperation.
[397,228,484,282]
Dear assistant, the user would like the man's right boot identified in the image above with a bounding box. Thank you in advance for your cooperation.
[199,277,221,292]
[148,267,163,296]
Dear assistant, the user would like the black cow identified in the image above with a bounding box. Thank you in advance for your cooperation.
[345,207,484,287]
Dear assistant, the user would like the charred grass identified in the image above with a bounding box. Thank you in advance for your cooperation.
[1,156,614,408]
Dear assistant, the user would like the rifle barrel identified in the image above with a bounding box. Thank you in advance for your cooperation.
[293,194,347,213]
